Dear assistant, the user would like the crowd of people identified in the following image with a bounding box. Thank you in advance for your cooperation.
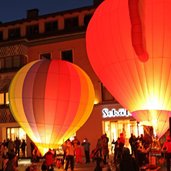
[1,133,171,171]
[35,136,91,171]
[110,132,171,171]
[112,133,150,171]
[0,137,27,171]
[24,133,171,171]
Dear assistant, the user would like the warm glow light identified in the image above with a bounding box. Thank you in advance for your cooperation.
[94,98,99,105]
[86,0,171,138]
[9,59,95,155]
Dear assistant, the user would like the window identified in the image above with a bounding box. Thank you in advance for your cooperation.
[5,57,12,69]
[45,21,58,33]
[7,127,26,141]
[0,59,5,70]
[0,93,8,105]
[26,24,39,37]
[64,17,79,30]
[61,50,73,62]
[84,14,92,27]
[0,56,27,71]
[13,56,21,68]
[40,53,51,60]
[8,28,21,39]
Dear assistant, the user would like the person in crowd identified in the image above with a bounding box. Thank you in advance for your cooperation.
[82,138,91,163]
[62,140,67,165]
[44,148,54,171]
[138,134,145,146]
[1,141,7,158]
[119,147,139,171]
[115,133,125,164]
[75,141,83,163]
[101,134,109,164]
[112,137,120,163]
[162,135,171,171]
[65,140,75,171]
[72,136,80,148]
[32,146,41,163]
[7,139,15,154]
[119,133,125,149]
[4,150,18,171]
[93,146,103,171]
[14,137,21,157]
[135,140,150,167]
[111,139,115,154]
[129,133,137,156]
[96,137,102,157]
[21,139,27,157]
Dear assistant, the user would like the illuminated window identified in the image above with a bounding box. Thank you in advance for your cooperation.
[0,93,9,105]
[0,93,4,104]
[7,127,26,141]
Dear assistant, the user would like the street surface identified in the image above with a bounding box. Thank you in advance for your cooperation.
[17,159,113,171]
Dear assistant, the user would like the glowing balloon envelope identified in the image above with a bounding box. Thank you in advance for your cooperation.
[86,0,171,138]
[9,59,95,154]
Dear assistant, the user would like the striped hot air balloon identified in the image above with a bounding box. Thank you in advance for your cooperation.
[9,59,95,155]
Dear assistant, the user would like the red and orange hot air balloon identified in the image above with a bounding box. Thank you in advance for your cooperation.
[9,59,95,154]
[86,0,171,138]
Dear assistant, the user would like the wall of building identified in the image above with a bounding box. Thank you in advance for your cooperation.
[27,37,102,104]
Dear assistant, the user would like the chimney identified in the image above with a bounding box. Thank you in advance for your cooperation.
[27,9,39,19]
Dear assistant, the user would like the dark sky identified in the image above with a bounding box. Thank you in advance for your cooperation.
[0,0,93,23]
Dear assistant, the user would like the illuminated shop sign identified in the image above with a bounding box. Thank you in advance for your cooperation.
[102,108,132,118]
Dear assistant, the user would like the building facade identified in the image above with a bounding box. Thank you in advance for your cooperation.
[0,1,142,156]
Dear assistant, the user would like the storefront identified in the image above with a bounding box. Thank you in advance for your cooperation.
[102,107,144,153]
[77,103,144,152]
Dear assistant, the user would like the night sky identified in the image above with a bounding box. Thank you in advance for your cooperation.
[0,0,93,23]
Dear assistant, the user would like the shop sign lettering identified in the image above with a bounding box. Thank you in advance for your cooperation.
[102,108,132,118]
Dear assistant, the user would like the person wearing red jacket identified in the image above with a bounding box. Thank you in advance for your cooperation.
[44,149,54,171]
[162,135,171,171]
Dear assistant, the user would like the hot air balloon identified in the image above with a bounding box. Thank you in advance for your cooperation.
[86,0,171,138]
[9,59,95,155]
